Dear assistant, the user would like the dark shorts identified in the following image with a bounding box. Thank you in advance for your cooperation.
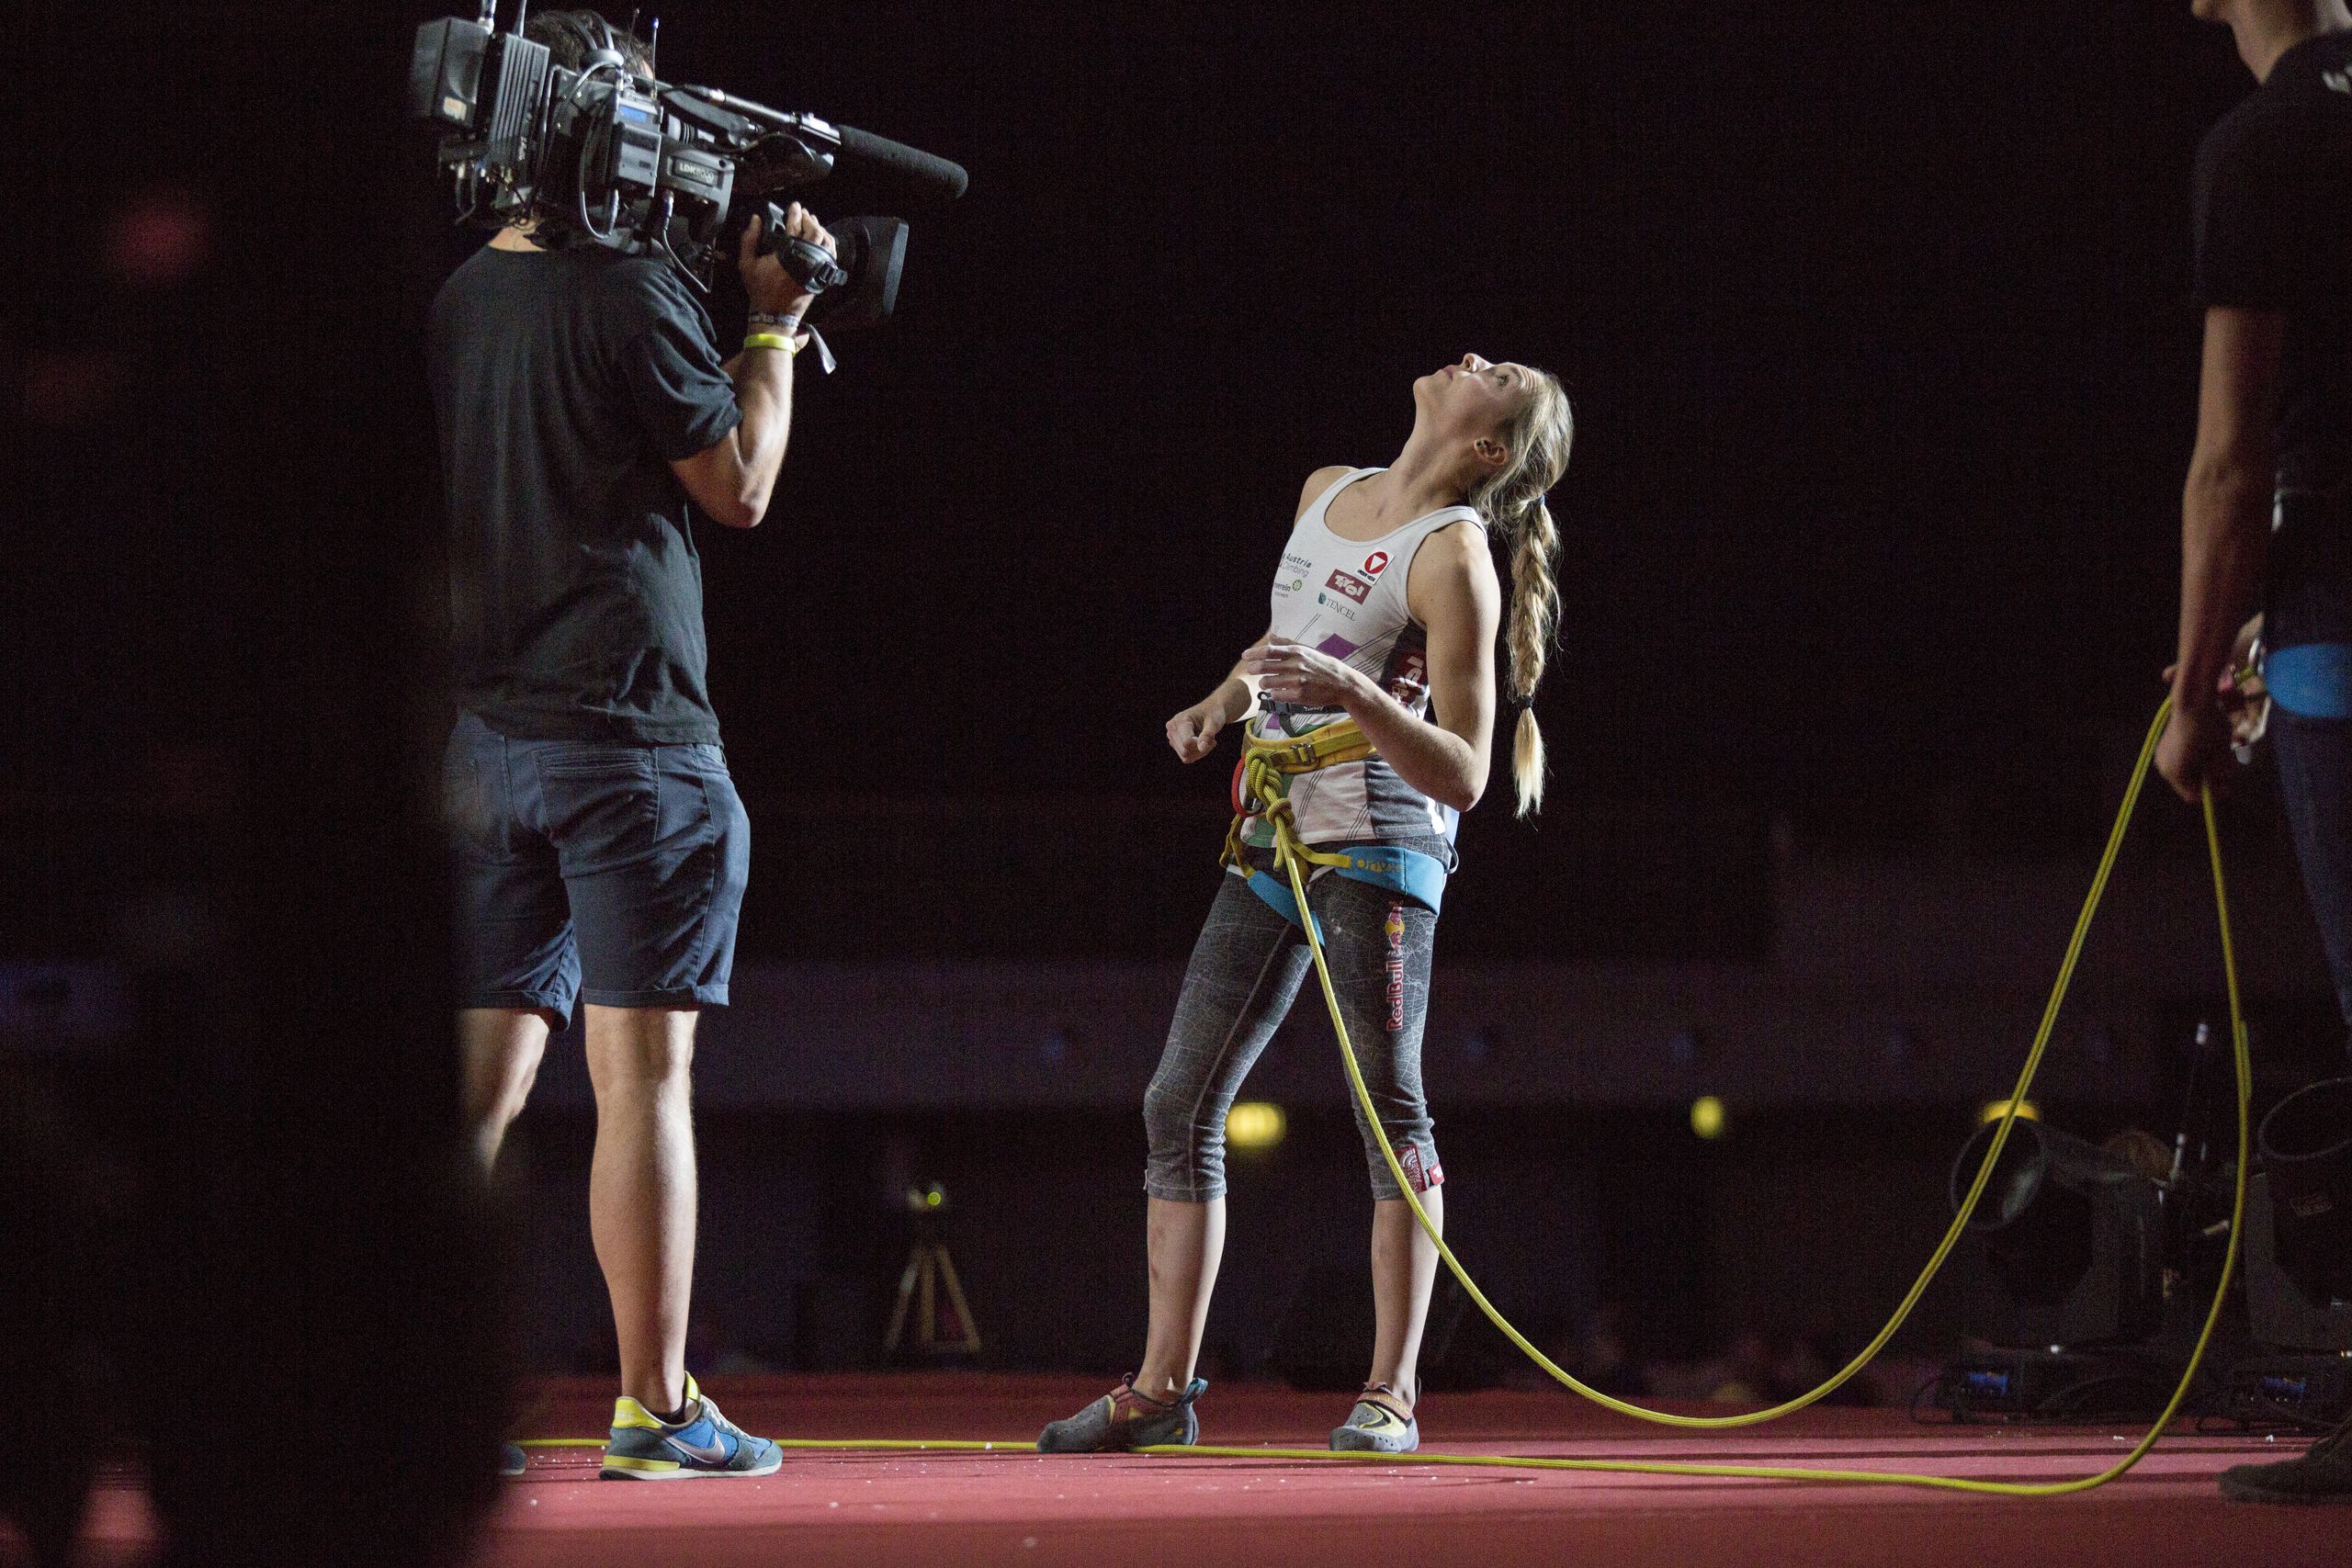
[443,711,749,1028]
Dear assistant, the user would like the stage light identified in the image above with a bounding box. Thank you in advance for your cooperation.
[1978,1099,2041,1124]
[1227,1101,1286,1151]
[1690,1095,1726,1139]
[1949,1118,2163,1348]
[2222,1077,2352,1425]
[2245,1076,2352,1352]
[1937,1119,2167,1419]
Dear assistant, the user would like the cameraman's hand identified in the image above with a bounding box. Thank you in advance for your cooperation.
[737,201,837,321]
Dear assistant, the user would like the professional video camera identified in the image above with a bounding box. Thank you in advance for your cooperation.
[409,4,967,328]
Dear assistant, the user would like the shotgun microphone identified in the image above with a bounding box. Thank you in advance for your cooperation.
[834,123,969,199]
[680,86,969,200]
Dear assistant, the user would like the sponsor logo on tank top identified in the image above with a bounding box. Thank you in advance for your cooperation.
[1325,570,1372,604]
[1362,550,1390,578]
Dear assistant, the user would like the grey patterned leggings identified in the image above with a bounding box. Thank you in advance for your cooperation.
[1144,854,1442,1202]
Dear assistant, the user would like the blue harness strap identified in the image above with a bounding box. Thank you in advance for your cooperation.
[1241,866,1321,938]
[2265,641,2352,719]
[1238,842,1449,934]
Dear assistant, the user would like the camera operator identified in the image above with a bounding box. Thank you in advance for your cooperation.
[2153,0,2350,1506]
[426,7,831,1483]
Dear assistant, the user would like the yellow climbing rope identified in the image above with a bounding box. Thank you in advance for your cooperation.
[1216,696,2251,1492]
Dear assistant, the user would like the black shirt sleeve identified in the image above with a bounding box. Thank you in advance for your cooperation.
[609,263,744,462]
[2193,104,2309,311]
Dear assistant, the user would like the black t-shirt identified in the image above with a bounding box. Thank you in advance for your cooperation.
[2191,31,2352,647]
[428,242,742,743]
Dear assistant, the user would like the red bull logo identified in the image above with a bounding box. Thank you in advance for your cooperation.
[1393,1143,1442,1191]
[1385,901,1406,1032]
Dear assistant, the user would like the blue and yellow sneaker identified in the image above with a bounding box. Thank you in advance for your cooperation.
[599,1375,783,1481]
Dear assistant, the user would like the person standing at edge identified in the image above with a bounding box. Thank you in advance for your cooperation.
[427,10,836,1483]
[2156,0,2352,1506]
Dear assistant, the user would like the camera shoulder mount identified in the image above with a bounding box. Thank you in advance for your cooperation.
[411,2,959,321]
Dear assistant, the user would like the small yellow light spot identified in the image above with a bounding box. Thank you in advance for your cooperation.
[1227,1101,1287,1150]
[926,1188,944,1207]
[1690,1095,1726,1139]
[1979,1099,2041,1125]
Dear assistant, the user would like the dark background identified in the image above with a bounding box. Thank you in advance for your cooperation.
[9,0,2330,1473]
[15,2,2261,964]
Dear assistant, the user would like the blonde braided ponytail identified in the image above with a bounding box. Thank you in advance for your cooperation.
[1468,371,1572,816]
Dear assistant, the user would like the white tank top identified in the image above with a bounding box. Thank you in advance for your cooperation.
[1242,468,1485,852]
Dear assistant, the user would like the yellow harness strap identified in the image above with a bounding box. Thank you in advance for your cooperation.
[1221,720,1380,879]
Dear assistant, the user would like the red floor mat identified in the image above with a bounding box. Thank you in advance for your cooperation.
[40,1374,2346,1568]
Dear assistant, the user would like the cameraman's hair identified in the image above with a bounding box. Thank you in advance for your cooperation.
[1467,370,1572,818]
[525,9,654,79]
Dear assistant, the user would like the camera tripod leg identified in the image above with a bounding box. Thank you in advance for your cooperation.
[883,1241,982,1356]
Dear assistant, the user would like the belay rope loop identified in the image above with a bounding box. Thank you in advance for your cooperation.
[526,703,2251,1495]
[1221,722,1383,888]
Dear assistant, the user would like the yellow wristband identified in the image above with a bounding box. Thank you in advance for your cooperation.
[742,333,801,355]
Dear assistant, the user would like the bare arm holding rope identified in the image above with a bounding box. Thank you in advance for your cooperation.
[2158,304,2283,799]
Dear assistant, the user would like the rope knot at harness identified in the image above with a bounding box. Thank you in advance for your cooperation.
[1222,722,1380,883]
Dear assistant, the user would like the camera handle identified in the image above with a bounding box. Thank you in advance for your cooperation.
[759,201,848,294]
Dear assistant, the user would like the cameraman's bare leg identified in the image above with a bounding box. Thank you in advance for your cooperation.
[458,1007,556,1172]
[585,1002,699,1415]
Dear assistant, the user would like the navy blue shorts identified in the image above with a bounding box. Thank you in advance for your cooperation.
[442,711,749,1027]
